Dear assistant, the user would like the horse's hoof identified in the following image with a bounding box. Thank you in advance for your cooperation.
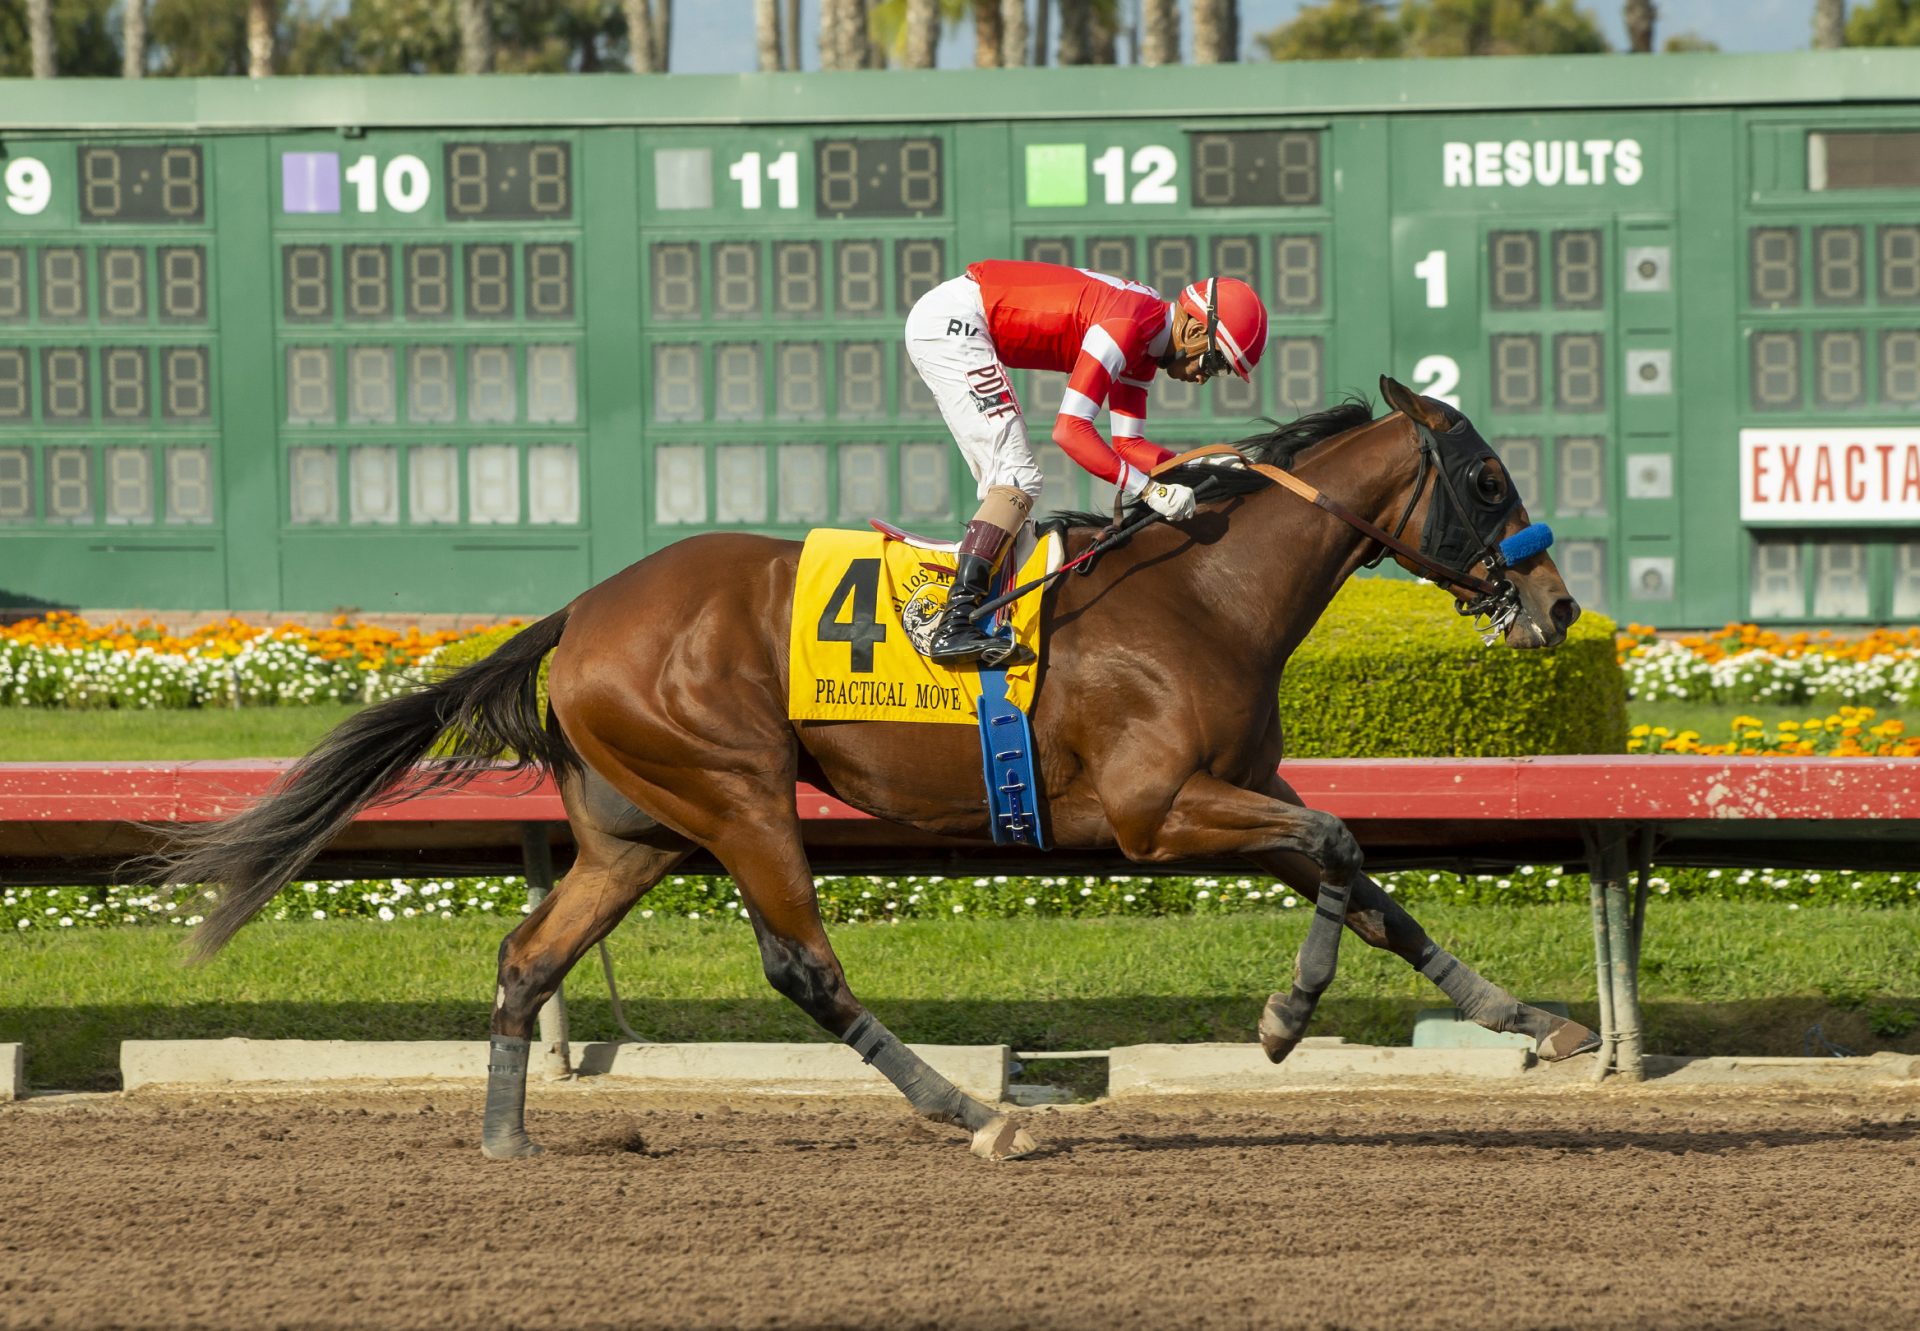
[969,1115,1039,1161]
[481,1133,545,1160]
[1537,1019,1601,1062]
[1258,992,1301,1063]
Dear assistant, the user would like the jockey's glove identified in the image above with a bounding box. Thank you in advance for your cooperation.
[1142,480,1197,522]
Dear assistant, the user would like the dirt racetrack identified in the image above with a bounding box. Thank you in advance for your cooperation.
[5,1084,1919,1331]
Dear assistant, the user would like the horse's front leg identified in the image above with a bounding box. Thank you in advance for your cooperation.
[1104,772,1363,1063]
[1245,774,1597,1062]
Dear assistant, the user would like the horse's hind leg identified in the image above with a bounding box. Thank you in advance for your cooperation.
[484,772,693,1159]
[1253,848,1597,1061]
[718,809,1036,1160]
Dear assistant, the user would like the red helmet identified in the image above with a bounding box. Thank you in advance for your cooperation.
[1176,277,1268,381]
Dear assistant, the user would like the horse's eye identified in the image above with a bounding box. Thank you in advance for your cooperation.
[1475,466,1507,504]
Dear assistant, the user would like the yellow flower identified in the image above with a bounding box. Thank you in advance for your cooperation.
[1777,720,1800,732]
[1731,715,1763,729]
[1629,724,1651,738]
[1650,726,1671,738]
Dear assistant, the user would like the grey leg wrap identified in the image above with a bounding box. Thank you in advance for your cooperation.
[1418,944,1552,1040]
[844,1012,994,1131]
[481,1035,542,1158]
[1259,874,1354,1064]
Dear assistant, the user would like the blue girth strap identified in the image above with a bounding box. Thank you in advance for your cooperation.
[976,667,1046,849]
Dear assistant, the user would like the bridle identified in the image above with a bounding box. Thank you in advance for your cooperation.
[1198,280,1230,379]
[1218,416,1552,645]
[971,415,1554,642]
[1362,418,1550,643]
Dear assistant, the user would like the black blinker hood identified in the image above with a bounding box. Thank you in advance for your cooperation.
[1419,420,1520,576]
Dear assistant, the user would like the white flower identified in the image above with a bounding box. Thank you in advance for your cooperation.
[377,906,394,921]
[1024,897,1037,906]
[951,904,964,913]
[312,910,326,920]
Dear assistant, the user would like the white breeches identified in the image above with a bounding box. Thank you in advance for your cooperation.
[903,276,1045,504]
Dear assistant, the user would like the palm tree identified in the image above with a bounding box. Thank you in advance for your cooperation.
[28,0,53,76]
[1057,0,1091,62]
[905,0,939,65]
[786,0,801,66]
[1814,0,1846,48]
[124,0,148,76]
[1625,0,1654,51]
[247,0,274,76]
[973,0,1002,64]
[1001,0,1027,63]
[626,0,658,71]
[1033,0,1049,63]
[1193,0,1230,62]
[1142,0,1177,64]
[756,0,782,70]
[460,0,494,71]
[822,0,862,69]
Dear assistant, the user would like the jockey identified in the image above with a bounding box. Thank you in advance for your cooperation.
[903,259,1269,666]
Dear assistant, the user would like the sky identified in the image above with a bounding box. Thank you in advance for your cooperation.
[666,1,1822,74]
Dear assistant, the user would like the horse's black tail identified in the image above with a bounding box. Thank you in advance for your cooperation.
[149,608,579,962]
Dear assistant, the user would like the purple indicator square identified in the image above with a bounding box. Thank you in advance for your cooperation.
[281,152,341,214]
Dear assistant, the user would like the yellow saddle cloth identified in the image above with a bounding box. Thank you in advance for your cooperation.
[788,528,1055,725]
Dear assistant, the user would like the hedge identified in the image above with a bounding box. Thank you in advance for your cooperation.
[434,577,1624,760]
[1277,577,1625,757]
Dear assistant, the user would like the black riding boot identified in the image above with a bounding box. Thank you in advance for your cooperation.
[926,552,1010,666]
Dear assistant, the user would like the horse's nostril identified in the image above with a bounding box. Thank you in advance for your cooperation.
[1550,598,1580,631]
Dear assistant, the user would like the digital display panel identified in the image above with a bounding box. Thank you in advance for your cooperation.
[813,137,944,219]
[0,249,21,322]
[1489,231,1540,310]
[344,245,392,321]
[99,248,147,323]
[1186,131,1321,208]
[79,145,205,224]
[443,141,573,221]
[158,247,209,323]
[1551,230,1603,310]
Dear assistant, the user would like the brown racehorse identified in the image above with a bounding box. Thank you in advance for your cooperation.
[153,377,1594,1161]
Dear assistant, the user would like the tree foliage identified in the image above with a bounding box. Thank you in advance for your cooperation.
[1848,0,1920,45]
[1259,0,1608,61]
[0,0,631,75]
[0,0,121,76]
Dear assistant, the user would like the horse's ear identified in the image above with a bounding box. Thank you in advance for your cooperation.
[1379,374,1450,429]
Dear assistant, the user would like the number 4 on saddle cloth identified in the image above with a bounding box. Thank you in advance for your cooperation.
[787,523,1061,848]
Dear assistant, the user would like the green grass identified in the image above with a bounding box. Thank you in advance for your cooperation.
[0,705,361,760]
[4,905,1916,1090]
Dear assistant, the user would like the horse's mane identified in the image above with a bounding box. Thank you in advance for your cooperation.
[1043,395,1377,530]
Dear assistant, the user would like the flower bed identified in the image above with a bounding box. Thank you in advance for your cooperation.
[0,612,506,708]
[1618,623,1920,707]
[10,863,1916,932]
[1629,705,1920,757]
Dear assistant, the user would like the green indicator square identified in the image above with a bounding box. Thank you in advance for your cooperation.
[1025,144,1088,208]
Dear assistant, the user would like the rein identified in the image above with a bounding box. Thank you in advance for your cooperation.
[968,420,1550,636]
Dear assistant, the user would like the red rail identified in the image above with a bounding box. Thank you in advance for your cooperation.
[2,755,1917,823]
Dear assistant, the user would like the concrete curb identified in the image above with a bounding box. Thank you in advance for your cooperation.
[119,1039,1009,1101]
[1,1044,21,1101]
[1641,1052,1920,1085]
[1108,1040,1534,1095]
